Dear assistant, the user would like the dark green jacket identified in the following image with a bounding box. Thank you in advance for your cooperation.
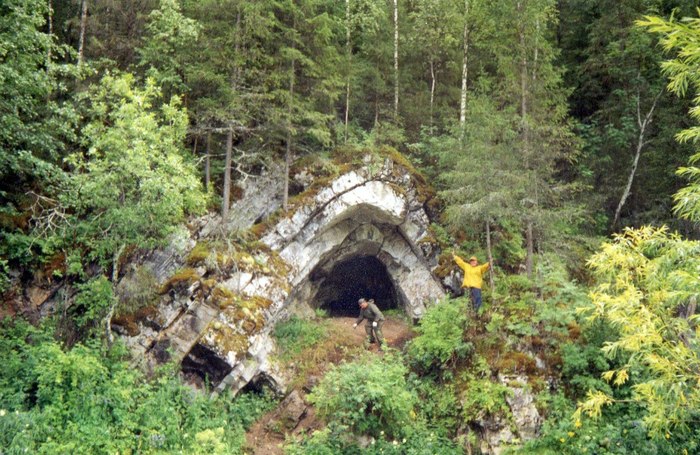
[356,302,385,324]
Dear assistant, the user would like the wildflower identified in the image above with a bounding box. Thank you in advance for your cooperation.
[567,431,575,437]
[574,419,582,428]
[0,410,6,417]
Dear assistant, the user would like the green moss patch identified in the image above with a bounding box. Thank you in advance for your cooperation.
[159,267,200,294]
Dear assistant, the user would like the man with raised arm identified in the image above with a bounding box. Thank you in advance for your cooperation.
[453,254,490,312]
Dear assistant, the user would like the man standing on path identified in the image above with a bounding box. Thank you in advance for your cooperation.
[453,254,490,312]
[353,298,385,351]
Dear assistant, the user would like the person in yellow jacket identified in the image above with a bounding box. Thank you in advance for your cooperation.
[453,254,490,311]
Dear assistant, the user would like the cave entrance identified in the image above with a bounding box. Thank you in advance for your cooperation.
[316,255,398,317]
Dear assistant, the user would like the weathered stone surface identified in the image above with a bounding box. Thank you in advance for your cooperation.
[501,374,541,441]
[122,155,445,398]
[263,162,444,320]
[266,390,307,433]
[476,374,542,454]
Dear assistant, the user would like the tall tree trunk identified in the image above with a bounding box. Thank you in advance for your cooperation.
[222,7,241,221]
[284,57,296,212]
[459,0,470,135]
[429,58,435,134]
[205,132,211,189]
[393,0,399,119]
[612,89,662,229]
[106,243,125,346]
[222,128,233,220]
[78,0,88,65]
[344,0,351,143]
[486,220,495,291]
[518,1,534,278]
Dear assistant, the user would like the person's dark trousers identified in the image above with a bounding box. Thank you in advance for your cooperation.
[468,287,482,311]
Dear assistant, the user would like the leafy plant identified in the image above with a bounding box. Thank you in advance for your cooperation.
[308,352,417,438]
[576,227,700,438]
[72,275,116,332]
[407,298,471,370]
[0,317,275,453]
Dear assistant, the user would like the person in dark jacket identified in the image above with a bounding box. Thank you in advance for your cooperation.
[353,298,385,350]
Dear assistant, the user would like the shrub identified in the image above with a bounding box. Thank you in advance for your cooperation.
[0,317,275,453]
[70,275,116,334]
[407,298,471,370]
[308,352,417,438]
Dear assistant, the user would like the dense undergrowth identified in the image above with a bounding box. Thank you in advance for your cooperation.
[274,255,698,454]
[0,318,275,454]
[2,237,698,454]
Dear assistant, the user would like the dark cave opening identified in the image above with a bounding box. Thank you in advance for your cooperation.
[316,255,398,317]
[181,343,233,388]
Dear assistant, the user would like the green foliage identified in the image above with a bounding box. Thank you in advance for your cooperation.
[0,318,275,454]
[138,0,201,99]
[460,372,513,422]
[521,392,692,455]
[72,275,116,332]
[0,0,77,269]
[285,423,463,455]
[308,352,417,438]
[410,376,462,436]
[273,316,327,360]
[576,226,700,438]
[407,299,471,370]
[0,258,10,294]
[639,11,700,223]
[59,73,206,269]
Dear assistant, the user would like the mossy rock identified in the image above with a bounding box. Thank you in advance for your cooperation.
[159,268,200,294]
[112,305,158,336]
[186,241,212,266]
[207,323,250,356]
[495,351,538,376]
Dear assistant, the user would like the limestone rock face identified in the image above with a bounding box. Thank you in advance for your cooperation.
[263,165,444,321]
[119,155,444,396]
[476,374,542,455]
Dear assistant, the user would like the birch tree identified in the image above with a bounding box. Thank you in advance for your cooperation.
[393,0,399,119]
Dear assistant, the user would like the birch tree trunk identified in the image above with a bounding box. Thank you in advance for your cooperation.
[78,0,88,65]
[429,58,435,134]
[222,128,233,220]
[106,243,125,346]
[612,90,662,229]
[486,220,495,291]
[393,0,399,119]
[205,132,211,189]
[344,0,351,143]
[459,0,470,134]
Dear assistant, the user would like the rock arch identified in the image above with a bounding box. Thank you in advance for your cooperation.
[262,170,445,321]
[126,158,445,395]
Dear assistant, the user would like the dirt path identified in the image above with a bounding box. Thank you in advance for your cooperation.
[243,315,415,454]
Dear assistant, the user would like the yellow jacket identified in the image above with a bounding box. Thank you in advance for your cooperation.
[454,255,490,289]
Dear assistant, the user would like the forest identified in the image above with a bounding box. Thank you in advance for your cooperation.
[1,0,700,453]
